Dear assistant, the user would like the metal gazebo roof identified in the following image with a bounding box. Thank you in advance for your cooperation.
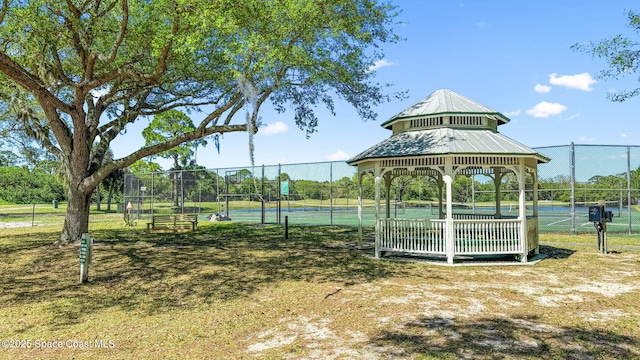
[347,128,549,164]
[381,89,510,130]
[347,89,550,165]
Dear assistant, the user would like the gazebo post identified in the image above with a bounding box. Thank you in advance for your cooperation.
[357,171,363,250]
[384,173,392,219]
[532,168,540,255]
[437,173,444,219]
[493,167,503,219]
[517,161,527,263]
[444,159,454,264]
[374,170,382,258]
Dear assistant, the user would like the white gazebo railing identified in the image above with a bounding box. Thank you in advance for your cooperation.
[376,216,539,262]
[452,218,520,255]
[377,218,445,255]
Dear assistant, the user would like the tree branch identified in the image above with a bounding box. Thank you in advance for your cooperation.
[103,0,128,63]
[0,52,73,114]
[50,43,74,87]
[201,92,244,125]
[0,0,9,26]
[82,124,247,191]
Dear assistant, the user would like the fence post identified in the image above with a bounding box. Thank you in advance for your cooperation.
[285,215,289,239]
[151,172,155,217]
[261,165,265,225]
[330,162,333,226]
[277,164,281,225]
[628,146,632,234]
[225,170,230,218]
[181,170,184,214]
[570,142,576,234]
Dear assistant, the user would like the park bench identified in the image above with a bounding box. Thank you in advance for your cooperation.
[147,214,198,234]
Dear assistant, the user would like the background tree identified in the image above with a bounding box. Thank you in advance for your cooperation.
[336,176,356,205]
[572,10,640,101]
[0,0,401,245]
[0,167,65,204]
[129,160,163,175]
[143,110,205,208]
[101,167,124,211]
[0,150,18,167]
[392,175,412,202]
[408,176,438,201]
[452,176,472,204]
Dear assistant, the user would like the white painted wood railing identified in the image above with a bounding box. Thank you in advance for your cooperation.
[452,214,518,220]
[378,218,445,254]
[526,216,539,252]
[452,213,495,220]
[377,216,532,257]
[452,219,521,255]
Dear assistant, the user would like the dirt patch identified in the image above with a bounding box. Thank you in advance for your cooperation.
[0,221,37,229]
[245,251,640,359]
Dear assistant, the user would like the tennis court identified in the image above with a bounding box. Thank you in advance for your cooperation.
[215,200,639,234]
[125,144,640,235]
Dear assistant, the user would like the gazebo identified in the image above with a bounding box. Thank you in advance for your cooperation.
[347,89,550,264]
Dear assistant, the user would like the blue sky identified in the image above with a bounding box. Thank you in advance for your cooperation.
[112,0,640,171]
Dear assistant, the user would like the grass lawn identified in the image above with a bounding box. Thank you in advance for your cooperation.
[0,221,639,359]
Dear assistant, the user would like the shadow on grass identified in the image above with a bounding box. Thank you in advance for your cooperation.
[1,223,424,327]
[92,224,417,308]
[538,245,576,260]
[369,315,639,359]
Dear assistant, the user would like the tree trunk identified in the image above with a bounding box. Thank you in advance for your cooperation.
[57,187,92,245]
[96,183,101,211]
[107,188,114,211]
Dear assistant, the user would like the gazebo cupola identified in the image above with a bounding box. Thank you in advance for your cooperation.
[381,88,509,135]
[348,89,550,264]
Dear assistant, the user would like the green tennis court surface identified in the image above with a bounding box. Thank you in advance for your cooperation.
[208,204,639,234]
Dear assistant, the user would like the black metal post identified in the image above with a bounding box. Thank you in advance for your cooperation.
[285,215,289,239]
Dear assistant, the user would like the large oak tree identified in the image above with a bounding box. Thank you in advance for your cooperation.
[0,0,401,245]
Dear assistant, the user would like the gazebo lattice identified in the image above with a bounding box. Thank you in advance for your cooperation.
[347,89,550,264]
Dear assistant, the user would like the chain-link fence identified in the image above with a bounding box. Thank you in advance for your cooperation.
[534,144,640,234]
[124,143,640,234]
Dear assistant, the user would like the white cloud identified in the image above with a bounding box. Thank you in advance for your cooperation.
[621,133,628,138]
[504,109,521,116]
[549,72,596,91]
[578,135,595,143]
[261,121,288,135]
[326,150,351,161]
[526,101,567,118]
[534,84,551,93]
[369,59,396,71]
